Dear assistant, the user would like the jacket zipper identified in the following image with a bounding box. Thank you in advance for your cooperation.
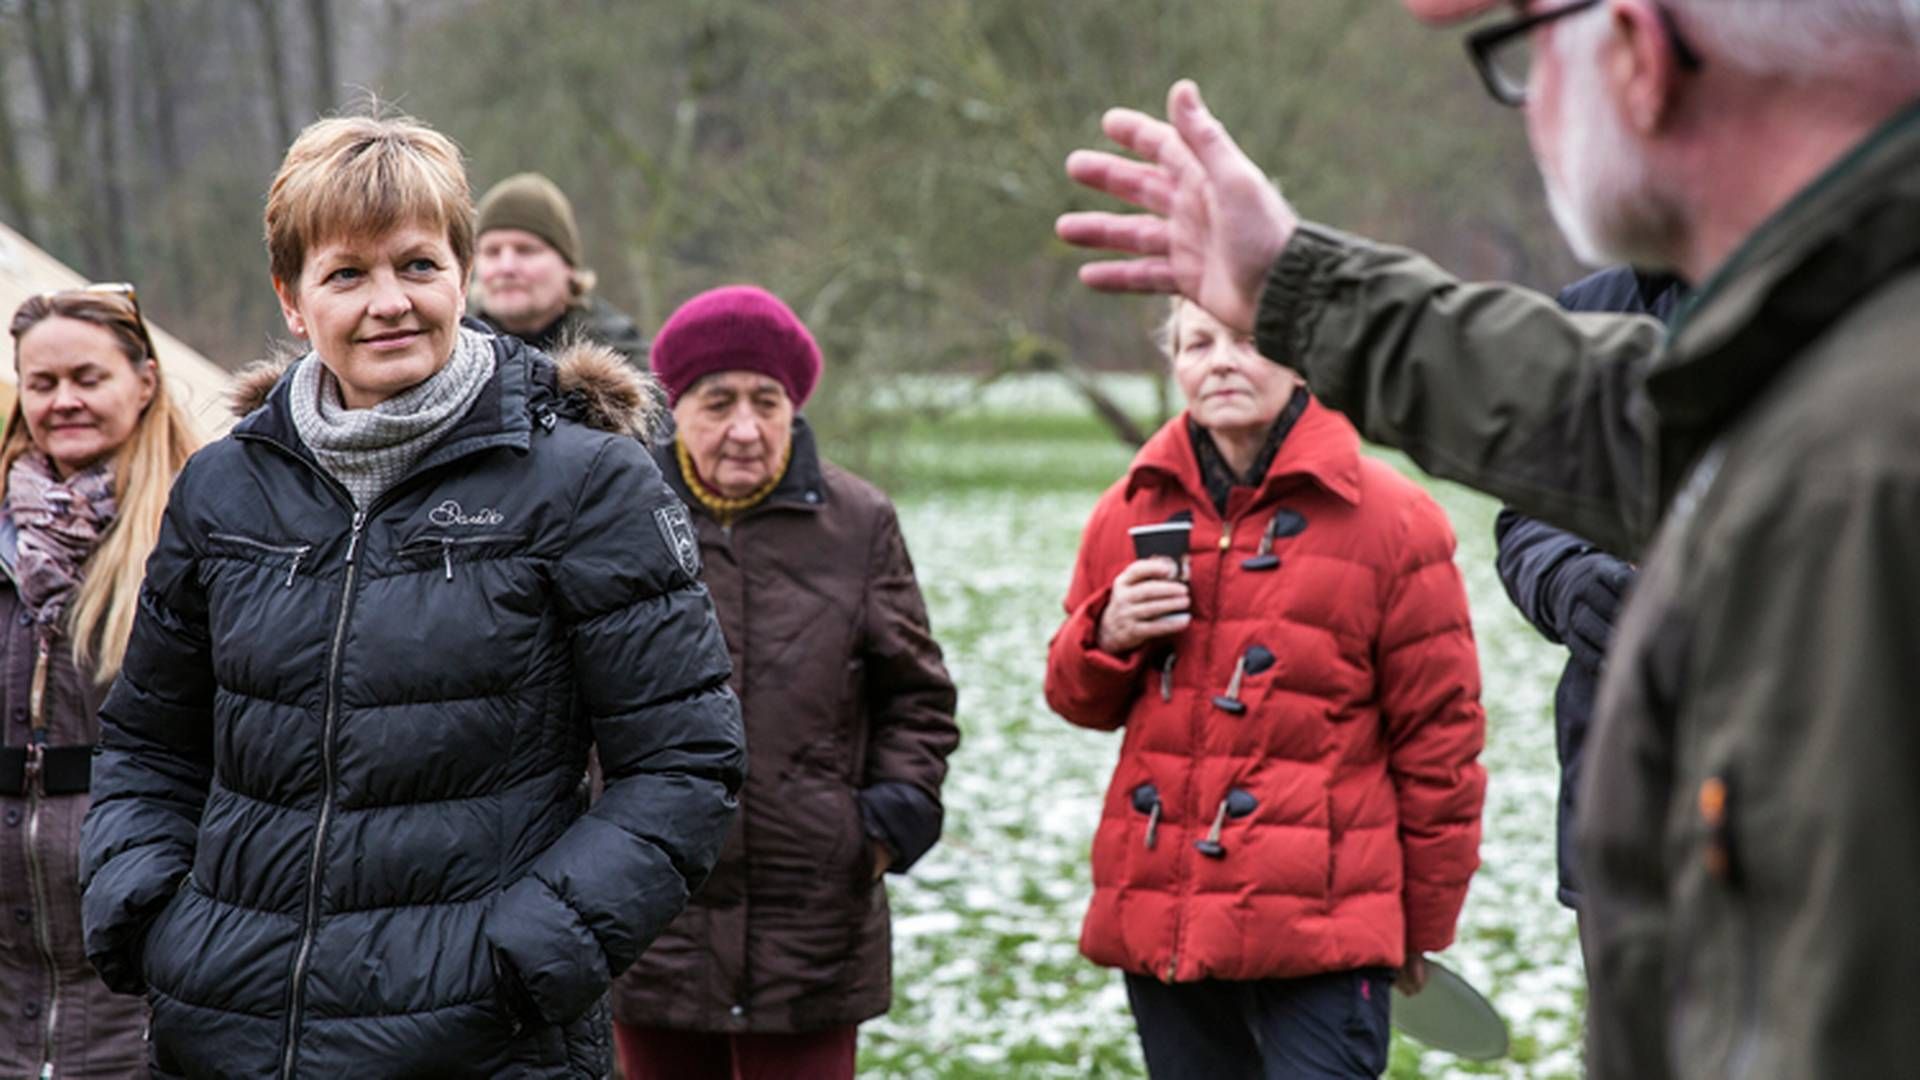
[720,529,755,1024]
[1325,791,1340,906]
[211,533,314,589]
[395,534,520,583]
[25,732,62,1080]
[231,404,547,1075]
[278,509,366,1080]
[1164,517,1233,981]
[8,542,59,1077]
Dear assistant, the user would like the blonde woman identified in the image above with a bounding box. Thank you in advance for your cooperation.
[79,113,743,1078]
[1,285,198,1079]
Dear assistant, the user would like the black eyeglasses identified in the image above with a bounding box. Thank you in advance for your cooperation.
[1466,0,1703,108]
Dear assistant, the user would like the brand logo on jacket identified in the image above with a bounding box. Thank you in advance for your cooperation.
[654,503,701,577]
[428,500,506,528]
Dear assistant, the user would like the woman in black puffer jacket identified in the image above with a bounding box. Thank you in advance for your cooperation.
[76,113,745,1079]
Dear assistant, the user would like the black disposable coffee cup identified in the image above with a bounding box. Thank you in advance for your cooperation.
[1129,521,1192,583]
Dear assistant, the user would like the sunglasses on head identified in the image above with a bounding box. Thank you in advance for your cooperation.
[40,282,160,363]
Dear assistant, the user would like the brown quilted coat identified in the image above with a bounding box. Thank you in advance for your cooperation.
[0,552,147,1078]
[612,420,959,1033]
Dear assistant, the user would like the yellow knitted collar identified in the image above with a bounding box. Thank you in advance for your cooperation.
[675,437,791,526]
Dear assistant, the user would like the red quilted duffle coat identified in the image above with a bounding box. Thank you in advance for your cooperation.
[1045,400,1486,983]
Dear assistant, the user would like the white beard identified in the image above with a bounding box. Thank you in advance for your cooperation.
[1538,20,1681,269]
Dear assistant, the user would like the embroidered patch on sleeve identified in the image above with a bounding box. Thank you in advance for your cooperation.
[654,503,701,577]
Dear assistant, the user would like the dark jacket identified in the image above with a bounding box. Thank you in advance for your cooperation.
[78,336,746,1079]
[477,295,650,371]
[1256,98,1920,1079]
[1045,402,1484,981]
[1492,267,1683,910]
[0,541,145,1078]
[612,420,958,1034]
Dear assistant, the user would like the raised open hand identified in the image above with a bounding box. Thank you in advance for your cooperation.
[1056,80,1298,335]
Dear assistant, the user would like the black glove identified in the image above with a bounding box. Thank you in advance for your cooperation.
[490,947,543,1035]
[1547,553,1633,674]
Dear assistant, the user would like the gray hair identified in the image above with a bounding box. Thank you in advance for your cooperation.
[1666,0,1920,76]
[1152,297,1183,362]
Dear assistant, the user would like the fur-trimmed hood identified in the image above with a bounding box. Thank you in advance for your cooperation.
[228,337,663,442]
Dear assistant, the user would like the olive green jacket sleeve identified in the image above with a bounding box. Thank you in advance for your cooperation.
[1253,223,1666,558]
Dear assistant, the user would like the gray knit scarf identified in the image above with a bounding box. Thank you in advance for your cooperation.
[289,327,497,508]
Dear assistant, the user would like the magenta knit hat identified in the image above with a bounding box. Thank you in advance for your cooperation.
[651,285,822,408]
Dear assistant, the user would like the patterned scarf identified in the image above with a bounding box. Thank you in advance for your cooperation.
[289,327,498,508]
[674,436,791,528]
[6,450,117,644]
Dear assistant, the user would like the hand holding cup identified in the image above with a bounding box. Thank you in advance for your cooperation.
[1097,558,1192,655]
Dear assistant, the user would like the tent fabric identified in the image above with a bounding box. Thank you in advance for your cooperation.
[0,222,234,438]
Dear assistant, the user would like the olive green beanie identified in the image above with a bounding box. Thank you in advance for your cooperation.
[475,172,581,267]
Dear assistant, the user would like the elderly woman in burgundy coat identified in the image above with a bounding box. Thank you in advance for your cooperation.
[612,286,960,1080]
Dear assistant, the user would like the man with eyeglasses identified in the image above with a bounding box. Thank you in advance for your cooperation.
[1057,2,1920,1078]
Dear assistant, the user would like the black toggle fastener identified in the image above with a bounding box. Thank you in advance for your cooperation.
[1131,783,1163,850]
[1211,657,1247,714]
[1212,646,1274,714]
[1242,508,1305,570]
[1194,787,1258,859]
[1194,798,1230,858]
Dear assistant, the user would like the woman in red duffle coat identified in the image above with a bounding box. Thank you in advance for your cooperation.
[1045,300,1486,1079]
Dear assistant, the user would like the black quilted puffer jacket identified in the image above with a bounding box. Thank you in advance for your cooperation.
[78,334,745,1078]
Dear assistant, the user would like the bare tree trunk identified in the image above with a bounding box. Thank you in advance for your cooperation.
[1016,338,1150,447]
[136,0,183,177]
[22,0,97,265]
[305,0,336,116]
[134,0,197,295]
[0,27,36,234]
[244,0,295,150]
[85,0,129,271]
[383,0,409,72]
[20,0,74,128]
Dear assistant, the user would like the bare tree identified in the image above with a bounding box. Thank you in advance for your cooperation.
[20,0,109,268]
[0,20,35,233]
[84,0,129,270]
[136,0,183,178]
[243,0,294,150]
[305,0,336,116]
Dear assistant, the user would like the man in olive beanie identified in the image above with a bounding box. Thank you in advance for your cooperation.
[471,171,650,367]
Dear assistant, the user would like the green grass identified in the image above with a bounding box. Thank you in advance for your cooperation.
[853,384,1584,1078]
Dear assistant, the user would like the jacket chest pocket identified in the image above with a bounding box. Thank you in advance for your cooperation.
[395,532,530,582]
[207,531,315,589]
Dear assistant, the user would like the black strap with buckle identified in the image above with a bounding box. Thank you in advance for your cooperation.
[0,744,94,795]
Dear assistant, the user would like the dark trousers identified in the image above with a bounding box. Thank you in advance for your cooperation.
[613,1022,858,1080]
[1124,970,1393,1079]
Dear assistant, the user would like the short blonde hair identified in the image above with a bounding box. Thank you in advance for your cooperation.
[264,112,474,287]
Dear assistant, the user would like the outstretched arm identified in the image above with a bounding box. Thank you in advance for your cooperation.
[1058,81,1665,554]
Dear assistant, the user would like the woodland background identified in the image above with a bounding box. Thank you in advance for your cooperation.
[0,0,1581,464]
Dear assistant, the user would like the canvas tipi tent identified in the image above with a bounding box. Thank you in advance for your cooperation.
[0,221,235,437]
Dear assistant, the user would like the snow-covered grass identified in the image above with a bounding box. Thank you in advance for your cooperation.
[855,379,1583,1078]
